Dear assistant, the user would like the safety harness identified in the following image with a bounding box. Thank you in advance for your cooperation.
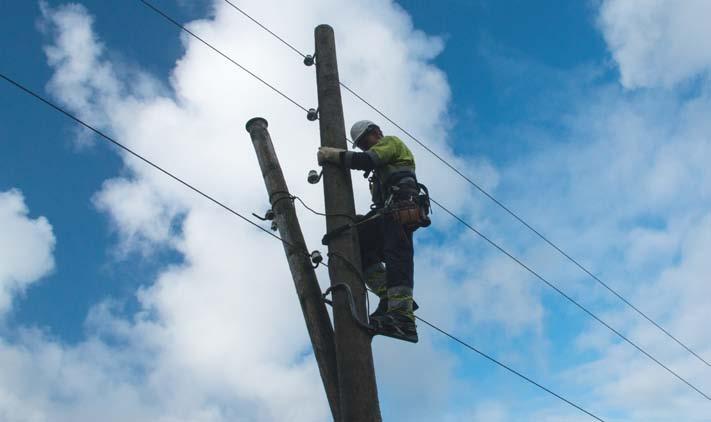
[321,173,431,246]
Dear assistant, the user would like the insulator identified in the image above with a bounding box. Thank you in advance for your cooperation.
[306,108,319,121]
[310,250,323,265]
[303,55,315,66]
[307,169,322,184]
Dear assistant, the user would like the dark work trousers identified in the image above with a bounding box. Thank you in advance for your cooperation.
[358,210,415,289]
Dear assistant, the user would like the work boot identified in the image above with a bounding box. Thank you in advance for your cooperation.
[364,263,419,319]
[370,295,419,320]
[370,286,418,343]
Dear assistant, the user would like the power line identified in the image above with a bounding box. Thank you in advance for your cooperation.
[325,252,606,422]
[0,72,314,263]
[222,0,306,59]
[1,69,605,420]
[0,39,675,422]
[429,197,710,401]
[294,189,709,399]
[139,0,309,114]
[217,0,711,370]
[136,0,709,400]
[415,316,605,422]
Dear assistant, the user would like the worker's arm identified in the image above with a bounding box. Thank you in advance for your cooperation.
[341,150,378,171]
[342,136,403,170]
[317,137,402,169]
[317,147,379,170]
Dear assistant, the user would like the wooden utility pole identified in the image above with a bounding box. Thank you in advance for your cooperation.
[314,25,382,421]
[245,117,341,421]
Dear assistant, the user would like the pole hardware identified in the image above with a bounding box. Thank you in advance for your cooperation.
[307,108,319,121]
[310,250,324,268]
[308,169,323,184]
[252,209,275,221]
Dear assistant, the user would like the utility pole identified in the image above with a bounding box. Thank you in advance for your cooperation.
[314,25,382,421]
[245,117,341,421]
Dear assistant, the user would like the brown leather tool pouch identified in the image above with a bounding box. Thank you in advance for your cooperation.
[390,200,426,230]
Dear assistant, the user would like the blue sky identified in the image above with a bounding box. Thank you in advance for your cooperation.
[1,0,607,339]
[2,1,711,421]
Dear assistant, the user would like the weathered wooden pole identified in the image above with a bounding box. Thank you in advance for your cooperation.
[314,25,382,421]
[246,117,341,420]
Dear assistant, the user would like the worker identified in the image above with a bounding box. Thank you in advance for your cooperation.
[317,120,429,343]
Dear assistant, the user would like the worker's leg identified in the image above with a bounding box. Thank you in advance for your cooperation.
[357,214,387,308]
[382,218,413,290]
[372,216,417,342]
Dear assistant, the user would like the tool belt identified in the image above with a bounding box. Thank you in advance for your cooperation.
[385,183,431,230]
[321,177,431,246]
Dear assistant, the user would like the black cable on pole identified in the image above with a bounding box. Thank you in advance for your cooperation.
[325,253,606,422]
[139,0,309,113]
[429,197,711,401]
[217,0,711,369]
[292,195,357,221]
[0,72,315,262]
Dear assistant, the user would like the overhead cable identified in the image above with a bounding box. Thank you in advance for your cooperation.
[215,0,711,369]
[0,72,314,263]
[325,252,606,422]
[429,197,710,401]
[289,182,708,400]
[136,0,709,400]
[140,0,309,113]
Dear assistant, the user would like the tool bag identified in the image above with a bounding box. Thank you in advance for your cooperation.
[388,183,431,230]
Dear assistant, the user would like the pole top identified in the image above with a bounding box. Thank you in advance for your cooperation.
[245,117,268,132]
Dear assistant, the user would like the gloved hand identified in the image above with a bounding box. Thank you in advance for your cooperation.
[317,146,345,166]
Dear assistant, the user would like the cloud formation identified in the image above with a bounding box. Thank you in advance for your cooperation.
[599,0,711,88]
[6,0,711,420]
[0,1,497,420]
[0,189,55,316]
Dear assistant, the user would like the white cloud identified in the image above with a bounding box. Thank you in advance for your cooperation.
[599,0,711,88]
[0,189,55,316]
[0,1,512,421]
[484,30,711,421]
[18,0,711,420]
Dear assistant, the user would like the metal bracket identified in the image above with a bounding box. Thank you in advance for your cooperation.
[252,209,275,221]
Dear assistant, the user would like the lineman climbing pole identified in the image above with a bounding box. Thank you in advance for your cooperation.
[314,25,382,421]
[245,118,341,420]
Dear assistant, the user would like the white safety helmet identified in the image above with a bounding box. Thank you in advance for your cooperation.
[350,120,378,149]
